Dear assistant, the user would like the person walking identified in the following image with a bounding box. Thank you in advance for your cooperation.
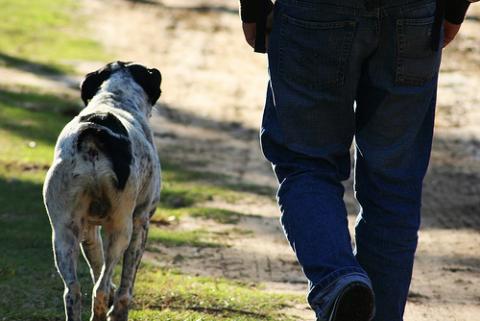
[239,0,476,320]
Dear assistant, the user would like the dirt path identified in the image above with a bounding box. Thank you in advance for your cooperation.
[4,0,479,319]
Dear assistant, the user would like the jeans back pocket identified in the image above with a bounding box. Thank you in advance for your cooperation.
[396,16,439,86]
[279,14,356,90]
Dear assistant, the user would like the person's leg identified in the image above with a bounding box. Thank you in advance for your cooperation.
[353,1,442,320]
[263,130,373,319]
[262,1,378,319]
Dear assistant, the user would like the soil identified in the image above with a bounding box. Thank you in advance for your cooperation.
[5,0,480,319]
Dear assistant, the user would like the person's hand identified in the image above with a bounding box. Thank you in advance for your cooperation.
[443,20,462,48]
[242,11,274,51]
[242,22,256,49]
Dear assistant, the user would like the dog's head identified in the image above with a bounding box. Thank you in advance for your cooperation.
[80,61,162,107]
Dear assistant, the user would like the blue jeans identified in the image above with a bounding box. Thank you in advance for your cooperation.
[261,0,442,320]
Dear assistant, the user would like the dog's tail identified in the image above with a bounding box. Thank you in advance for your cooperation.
[76,112,132,190]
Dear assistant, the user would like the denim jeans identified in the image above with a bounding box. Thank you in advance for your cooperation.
[260,0,442,320]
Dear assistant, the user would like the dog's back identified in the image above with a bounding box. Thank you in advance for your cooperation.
[43,112,134,226]
[75,111,133,220]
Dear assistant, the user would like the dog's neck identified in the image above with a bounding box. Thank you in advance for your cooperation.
[88,71,152,119]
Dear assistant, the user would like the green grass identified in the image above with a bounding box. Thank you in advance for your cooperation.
[0,0,108,74]
[159,166,247,209]
[0,91,91,317]
[131,265,298,321]
[0,164,94,321]
[148,227,222,248]
[160,185,215,208]
[162,163,276,198]
[0,87,80,164]
[148,225,254,249]
[153,207,242,224]
[189,208,242,224]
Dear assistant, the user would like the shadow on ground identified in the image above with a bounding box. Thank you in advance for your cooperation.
[0,87,80,145]
[126,0,238,15]
[0,52,67,76]
[152,101,480,231]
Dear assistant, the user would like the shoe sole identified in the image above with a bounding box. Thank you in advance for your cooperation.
[329,282,375,321]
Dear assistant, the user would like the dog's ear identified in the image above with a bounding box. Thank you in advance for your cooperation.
[80,67,112,106]
[127,64,162,105]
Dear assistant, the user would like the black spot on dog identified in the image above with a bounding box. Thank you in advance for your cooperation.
[80,64,114,106]
[80,112,129,137]
[126,63,162,105]
[77,113,132,190]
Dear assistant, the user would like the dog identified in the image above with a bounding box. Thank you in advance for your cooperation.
[43,61,162,321]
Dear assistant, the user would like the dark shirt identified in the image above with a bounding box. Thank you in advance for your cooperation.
[239,0,475,52]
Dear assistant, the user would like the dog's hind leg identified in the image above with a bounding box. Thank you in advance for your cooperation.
[44,162,83,321]
[108,208,151,321]
[82,225,120,316]
[91,216,133,321]
[52,224,82,321]
[81,225,104,283]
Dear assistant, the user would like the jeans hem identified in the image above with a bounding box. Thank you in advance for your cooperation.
[309,268,372,320]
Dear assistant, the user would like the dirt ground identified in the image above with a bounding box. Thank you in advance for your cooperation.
[4,0,480,320]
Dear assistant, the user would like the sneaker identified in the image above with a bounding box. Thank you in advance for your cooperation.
[327,282,375,321]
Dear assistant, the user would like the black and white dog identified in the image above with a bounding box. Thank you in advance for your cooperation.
[43,62,161,321]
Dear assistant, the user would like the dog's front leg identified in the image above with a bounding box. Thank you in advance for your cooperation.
[91,220,132,321]
[108,213,150,321]
[52,225,82,321]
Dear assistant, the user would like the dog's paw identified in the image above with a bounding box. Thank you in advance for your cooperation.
[91,291,109,321]
[107,294,130,321]
[107,310,128,321]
